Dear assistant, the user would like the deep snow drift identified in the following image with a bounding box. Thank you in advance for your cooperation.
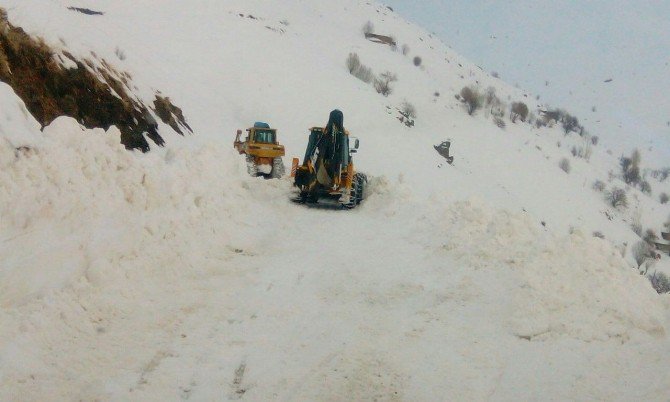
[1,0,670,400]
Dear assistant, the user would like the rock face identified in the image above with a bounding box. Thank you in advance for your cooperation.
[0,8,191,152]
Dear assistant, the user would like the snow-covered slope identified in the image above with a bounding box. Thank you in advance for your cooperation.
[1,1,669,400]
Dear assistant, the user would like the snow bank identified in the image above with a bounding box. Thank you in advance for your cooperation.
[0,107,302,399]
[434,199,666,341]
[0,111,290,308]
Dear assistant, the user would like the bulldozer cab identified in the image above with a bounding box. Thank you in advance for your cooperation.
[235,122,286,178]
[249,127,277,144]
[234,122,285,160]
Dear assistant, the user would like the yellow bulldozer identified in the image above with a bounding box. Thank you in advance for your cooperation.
[292,110,366,209]
[234,122,285,178]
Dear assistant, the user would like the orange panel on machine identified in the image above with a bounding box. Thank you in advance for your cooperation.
[291,158,299,177]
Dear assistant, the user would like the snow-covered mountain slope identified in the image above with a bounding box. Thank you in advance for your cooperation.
[1,1,669,400]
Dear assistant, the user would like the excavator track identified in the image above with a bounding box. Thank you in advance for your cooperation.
[340,173,366,209]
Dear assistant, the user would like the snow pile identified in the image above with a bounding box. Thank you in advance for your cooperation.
[0,109,291,308]
[362,174,413,214]
[0,104,300,399]
[433,199,666,341]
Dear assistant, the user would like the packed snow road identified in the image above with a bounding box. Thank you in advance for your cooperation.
[1,129,669,401]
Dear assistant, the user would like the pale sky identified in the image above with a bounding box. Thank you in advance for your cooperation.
[384,0,670,166]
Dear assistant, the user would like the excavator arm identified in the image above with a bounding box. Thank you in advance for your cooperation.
[293,110,365,208]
